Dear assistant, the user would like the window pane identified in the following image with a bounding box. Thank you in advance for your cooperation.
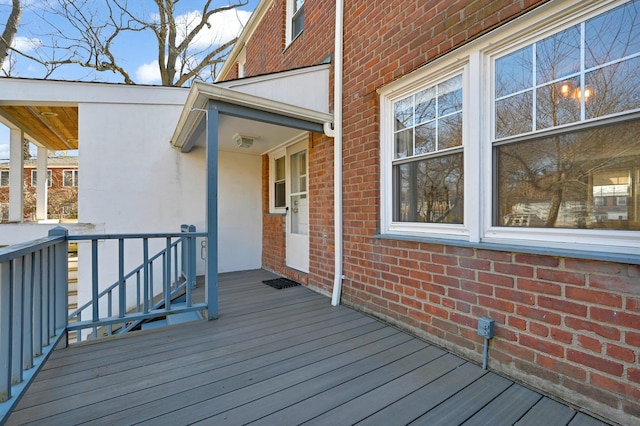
[536,25,580,84]
[0,171,8,187]
[536,77,581,129]
[395,128,413,158]
[275,157,285,181]
[438,75,463,116]
[415,122,435,155]
[496,91,533,138]
[585,56,640,119]
[496,119,640,230]
[586,0,640,68]
[275,181,286,208]
[395,97,414,130]
[292,3,304,38]
[393,153,464,223]
[415,87,436,125]
[439,112,462,150]
[496,46,532,98]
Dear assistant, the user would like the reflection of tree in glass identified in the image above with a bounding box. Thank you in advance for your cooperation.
[495,0,640,230]
[498,120,639,229]
[395,153,463,224]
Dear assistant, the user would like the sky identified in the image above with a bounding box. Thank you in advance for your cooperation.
[0,0,259,162]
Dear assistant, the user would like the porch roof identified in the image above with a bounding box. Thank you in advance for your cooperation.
[170,66,333,154]
[0,77,187,152]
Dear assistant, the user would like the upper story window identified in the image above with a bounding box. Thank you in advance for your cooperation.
[494,0,640,232]
[63,170,79,187]
[392,74,464,225]
[237,48,246,78]
[287,0,304,45]
[31,170,53,187]
[0,170,8,187]
[380,0,640,254]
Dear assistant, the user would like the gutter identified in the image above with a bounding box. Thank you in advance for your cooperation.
[329,0,344,306]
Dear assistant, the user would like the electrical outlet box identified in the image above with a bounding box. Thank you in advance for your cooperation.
[477,317,495,339]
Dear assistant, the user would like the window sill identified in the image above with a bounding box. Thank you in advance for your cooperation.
[374,233,640,265]
[265,212,286,217]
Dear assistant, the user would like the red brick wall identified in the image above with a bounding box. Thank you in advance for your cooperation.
[0,166,78,221]
[261,133,335,292]
[335,0,637,424]
[246,0,638,423]
[244,0,335,77]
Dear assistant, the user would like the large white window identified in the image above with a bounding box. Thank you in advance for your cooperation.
[380,0,640,254]
[494,0,640,232]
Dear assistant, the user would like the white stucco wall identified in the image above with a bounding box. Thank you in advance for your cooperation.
[76,96,263,315]
[218,150,262,273]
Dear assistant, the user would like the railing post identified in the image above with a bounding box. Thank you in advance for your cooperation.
[118,238,125,320]
[164,237,171,310]
[0,260,13,403]
[11,257,23,387]
[49,226,68,349]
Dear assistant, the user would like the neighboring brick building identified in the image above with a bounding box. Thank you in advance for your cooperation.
[218,1,640,424]
[0,156,78,222]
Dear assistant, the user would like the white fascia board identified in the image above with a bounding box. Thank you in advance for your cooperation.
[171,81,333,151]
[216,0,275,81]
[0,78,188,106]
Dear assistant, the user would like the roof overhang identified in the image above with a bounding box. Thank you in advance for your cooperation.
[0,78,187,152]
[171,70,333,154]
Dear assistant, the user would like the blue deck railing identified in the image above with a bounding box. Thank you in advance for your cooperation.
[0,225,207,423]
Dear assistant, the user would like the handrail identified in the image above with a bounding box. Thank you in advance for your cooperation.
[1,225,207,424]
[0,227,69,423]
[68,238,183,320]
[67,228,206,342]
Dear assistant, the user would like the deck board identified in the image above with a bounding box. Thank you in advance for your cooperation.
[5,269,611,426]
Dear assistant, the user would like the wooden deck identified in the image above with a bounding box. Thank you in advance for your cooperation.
[6,269,610,425]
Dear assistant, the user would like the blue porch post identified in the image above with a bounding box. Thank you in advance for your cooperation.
[206,101,219,320]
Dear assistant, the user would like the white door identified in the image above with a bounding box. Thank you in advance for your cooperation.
[286,141,309,272]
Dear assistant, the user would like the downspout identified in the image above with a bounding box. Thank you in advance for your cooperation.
[329,0,344,306]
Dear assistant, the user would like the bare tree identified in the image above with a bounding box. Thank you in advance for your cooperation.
[0,0,22,70]
[11,0,247,86]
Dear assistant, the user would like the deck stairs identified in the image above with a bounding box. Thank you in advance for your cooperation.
[140,302,203,330]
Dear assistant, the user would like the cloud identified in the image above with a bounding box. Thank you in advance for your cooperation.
[0,144,9,162]
[178,9,252,50]
[12,36,43,52]
[135,60,161,85]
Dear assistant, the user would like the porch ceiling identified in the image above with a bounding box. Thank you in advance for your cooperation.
[0,104,79,151]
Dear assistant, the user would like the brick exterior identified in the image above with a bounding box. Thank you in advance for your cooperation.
[0,161,78,221]
[232,1,639,424]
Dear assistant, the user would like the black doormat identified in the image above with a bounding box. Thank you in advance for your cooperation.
[262,278,301,289]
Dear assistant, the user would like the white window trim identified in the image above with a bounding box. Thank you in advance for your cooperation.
[268,147,287,214]
[380,61,473,241]
[285,0,303,47]
[237,48,246,78]
[31,169,52,187]
[63,169,78,187]
[379,0,640,255]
